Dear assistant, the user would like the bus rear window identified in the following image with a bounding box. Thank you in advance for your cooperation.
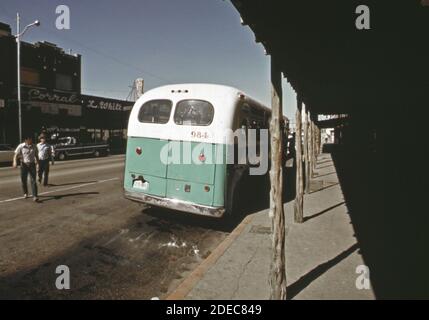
[174,100,214,126]
[138,100,172,124]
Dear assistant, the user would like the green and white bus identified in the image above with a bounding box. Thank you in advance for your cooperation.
[124,83,287,218]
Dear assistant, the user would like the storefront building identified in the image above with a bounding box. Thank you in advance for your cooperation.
[0,21,133,151]
[81,95,133,152]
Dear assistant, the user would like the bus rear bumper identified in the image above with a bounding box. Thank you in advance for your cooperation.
[124,190,225,218]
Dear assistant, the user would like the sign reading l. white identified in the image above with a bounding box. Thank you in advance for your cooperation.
[86,99,123,111]
[82,95,133,112]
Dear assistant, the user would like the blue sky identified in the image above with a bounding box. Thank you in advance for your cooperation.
[0,0,296,120]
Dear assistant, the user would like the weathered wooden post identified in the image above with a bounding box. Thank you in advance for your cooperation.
[316,125,321,155]
[316,126,322,156]
[269,56,287,300]
[309,117,314,179]
[314,124,319,157]
[294,96,304,223]
[304,108,310,194]
[312,119,318,174]
[315,123,319,162]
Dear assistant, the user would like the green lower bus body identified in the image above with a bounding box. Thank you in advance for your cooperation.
[123,137,228,217]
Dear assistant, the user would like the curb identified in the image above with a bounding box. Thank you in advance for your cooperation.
[165,213,255,300]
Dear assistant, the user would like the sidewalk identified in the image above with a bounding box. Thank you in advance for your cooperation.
[167,153,375,300]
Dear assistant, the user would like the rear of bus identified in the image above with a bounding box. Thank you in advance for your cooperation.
[123,85,236,218]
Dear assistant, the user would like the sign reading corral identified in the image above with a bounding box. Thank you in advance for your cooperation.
[24,88,80,105]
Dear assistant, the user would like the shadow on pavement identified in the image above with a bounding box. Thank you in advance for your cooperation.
[304,201,346,222]
[47,181,98,187]
[308,182,339,194]
[38,192,99,203]
[287,243,359,299]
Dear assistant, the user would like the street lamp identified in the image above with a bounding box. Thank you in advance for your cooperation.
[15,13,40,143]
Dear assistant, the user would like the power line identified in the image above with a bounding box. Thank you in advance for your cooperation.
[40,25,171,83]
[81,87,130,93]
[0,6,172,83]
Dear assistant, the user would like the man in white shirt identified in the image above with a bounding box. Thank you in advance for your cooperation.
[13,135,39,202]
[37,134,55,186]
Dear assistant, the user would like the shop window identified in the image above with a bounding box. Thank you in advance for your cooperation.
[21,67,40,86]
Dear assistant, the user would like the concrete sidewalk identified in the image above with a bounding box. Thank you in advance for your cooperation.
[168,154,375,300]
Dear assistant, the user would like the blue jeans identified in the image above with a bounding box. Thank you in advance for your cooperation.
[20,163,38,197]
[38,159,50,186]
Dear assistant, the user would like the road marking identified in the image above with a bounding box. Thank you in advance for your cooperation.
[0,154,125,171]
[53,155,125,166]
[0,163,123,186]
[0,177,119,204]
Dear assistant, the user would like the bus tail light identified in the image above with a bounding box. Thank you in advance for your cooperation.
[198,152,206,162]
[136,147,142,155]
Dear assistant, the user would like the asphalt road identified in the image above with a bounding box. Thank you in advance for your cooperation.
[0,155,235,299]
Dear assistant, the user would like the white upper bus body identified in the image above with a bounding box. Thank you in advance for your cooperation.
[127,83,270,145]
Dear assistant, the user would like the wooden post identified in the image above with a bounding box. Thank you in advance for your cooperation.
[313,125,316,156]
[269,56,287,300]
[315,124,318,161]
[314,125,319,157]
[311,119,317,174]
[309,117,314,178]
[316,126,321,155]
[316,126,322,156]
[304,108,310,194]
[294,96,304,223]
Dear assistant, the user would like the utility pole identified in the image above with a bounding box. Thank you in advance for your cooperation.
[269,56,287,300]
[15,13,40,143]
[16,13,21,143]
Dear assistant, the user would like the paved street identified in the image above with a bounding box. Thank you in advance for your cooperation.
[0,155,230,299]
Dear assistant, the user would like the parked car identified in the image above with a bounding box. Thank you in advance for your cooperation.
[53,137,110,161]
[0,144,15,164]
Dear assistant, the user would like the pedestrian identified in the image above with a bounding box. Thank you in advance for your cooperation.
[37,134,55,187]
[13,134,39,202]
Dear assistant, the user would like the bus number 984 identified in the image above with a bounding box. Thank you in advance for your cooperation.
[191,131,209,139]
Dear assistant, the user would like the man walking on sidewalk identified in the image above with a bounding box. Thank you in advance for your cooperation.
[37,134,55,187]
[13,135,39,202]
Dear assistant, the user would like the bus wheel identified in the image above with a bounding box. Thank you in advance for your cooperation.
[222,183,244,227]
[58,152,66,161]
